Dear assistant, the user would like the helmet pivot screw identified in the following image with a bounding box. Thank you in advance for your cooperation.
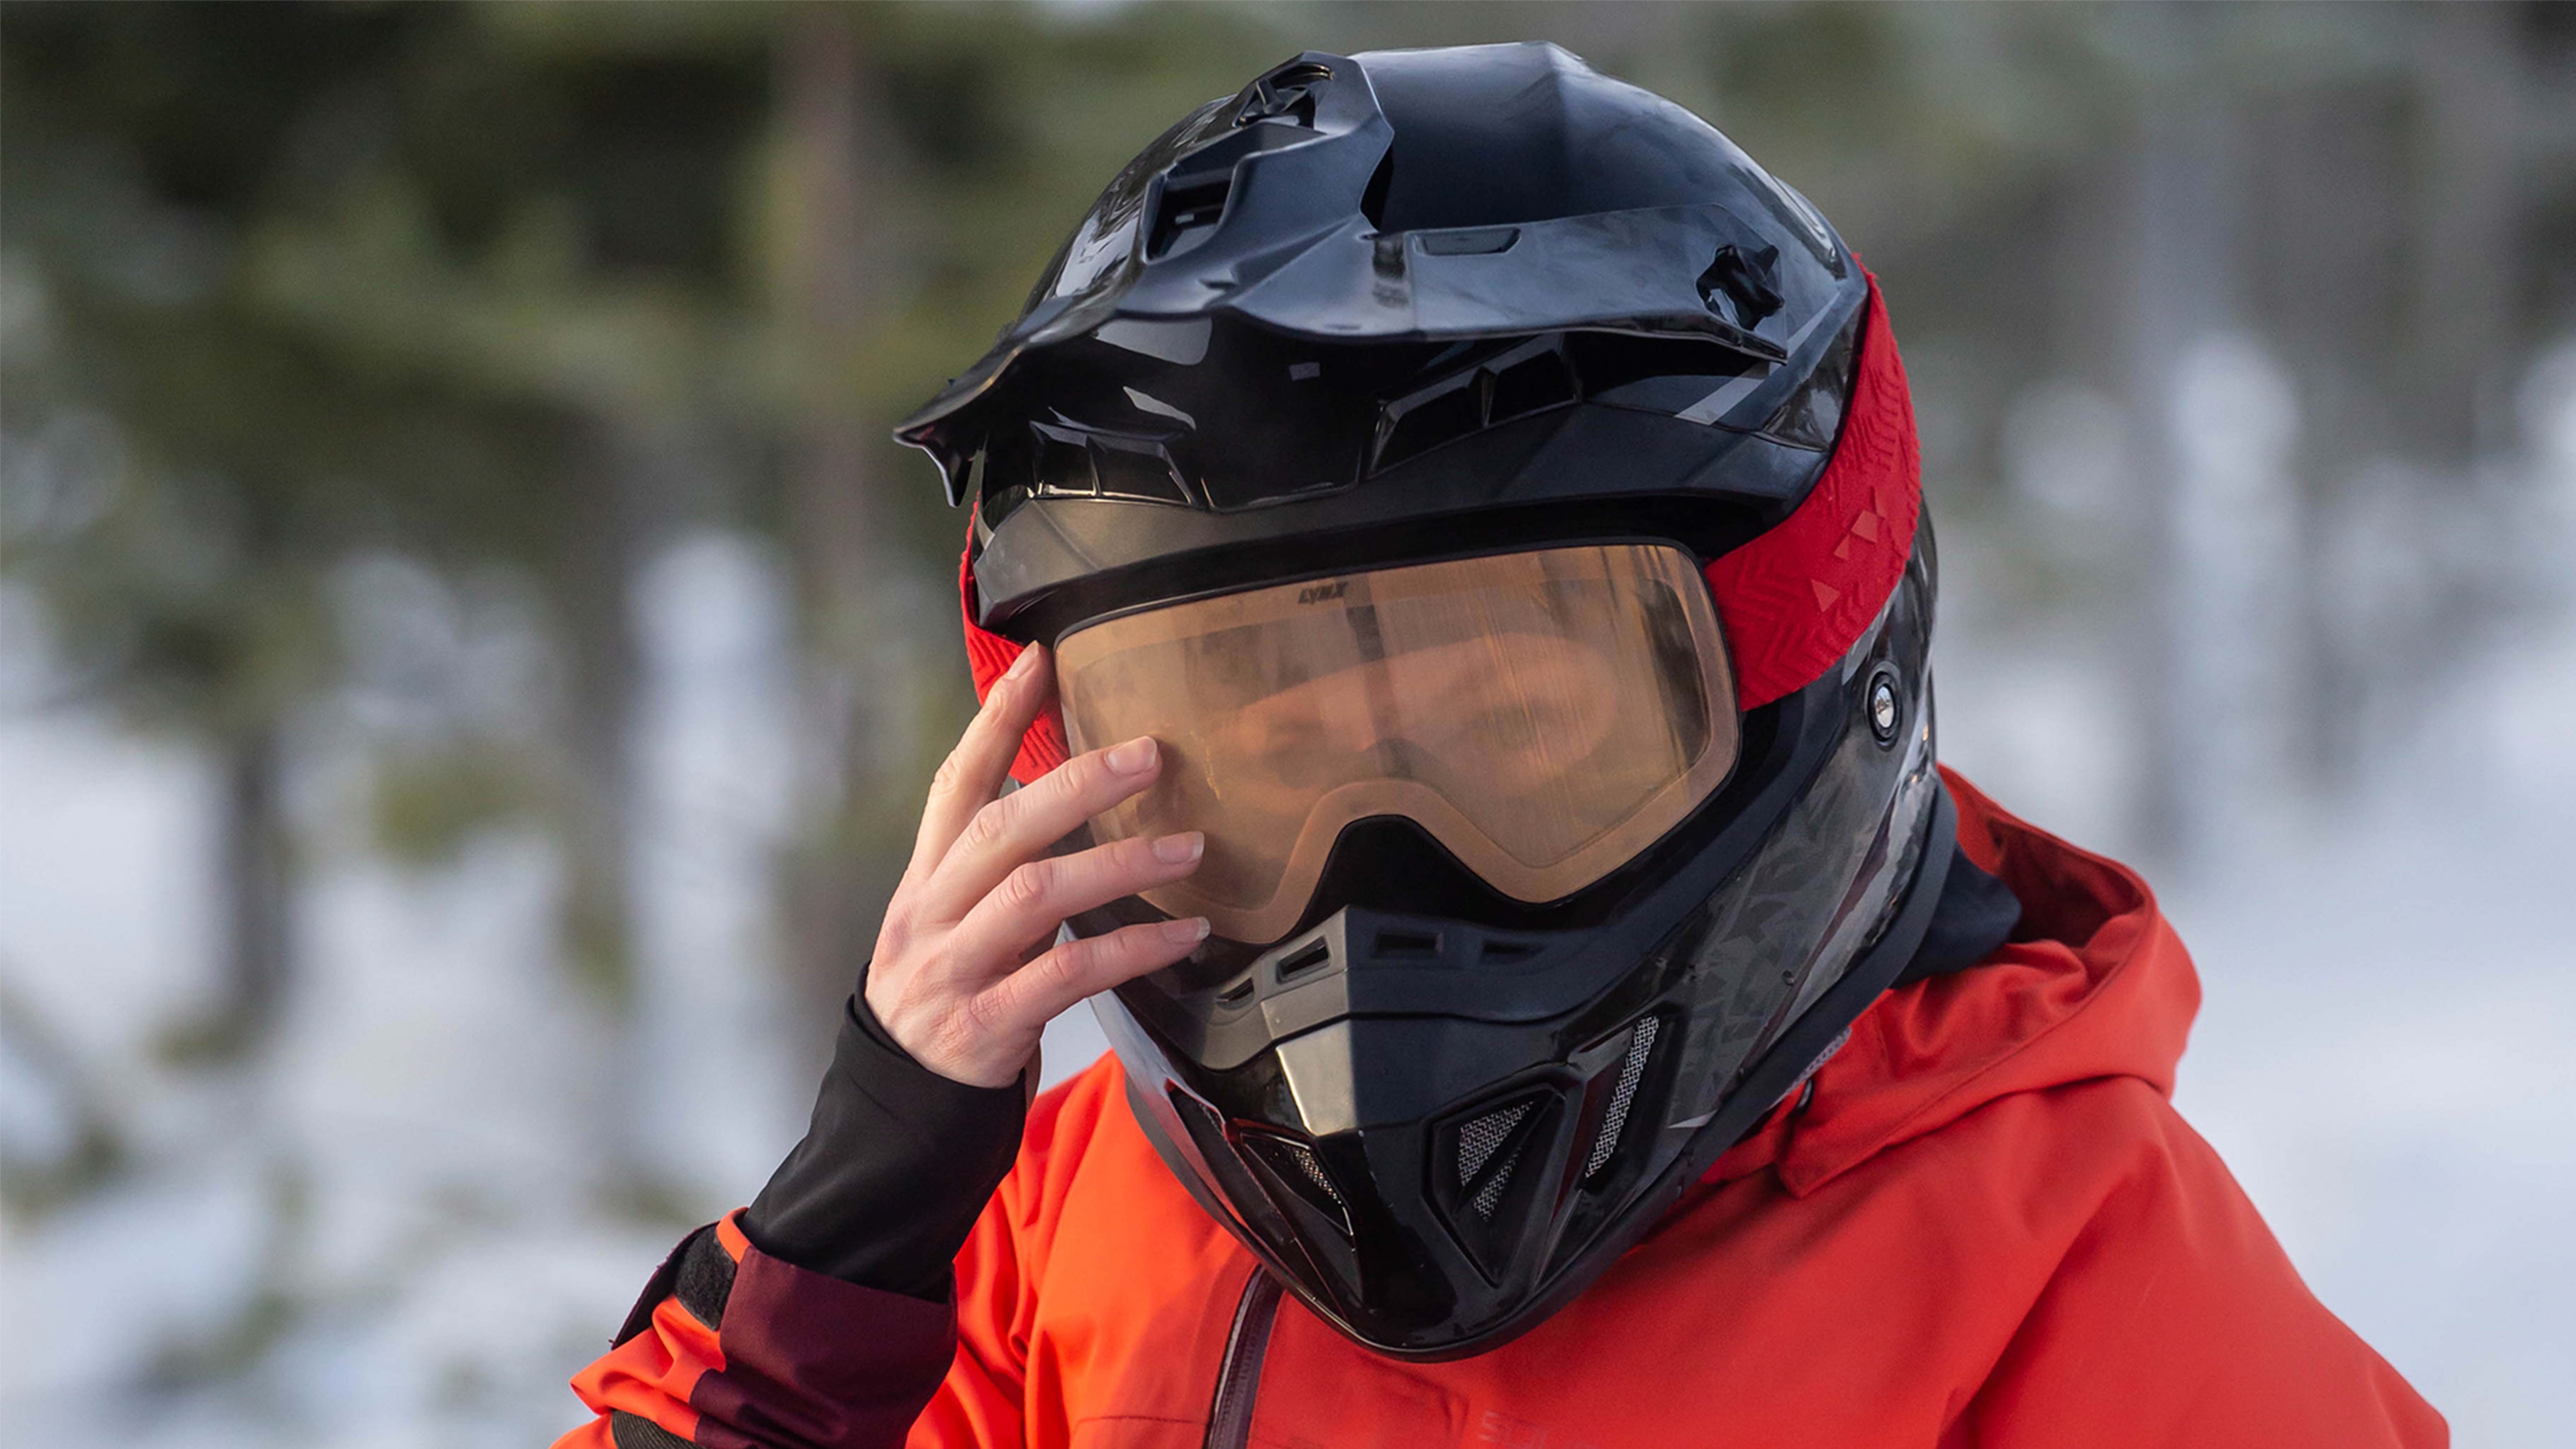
[1867,670,1902,745]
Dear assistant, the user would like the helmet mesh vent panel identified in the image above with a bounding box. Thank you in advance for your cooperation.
[1584,1016,1661,1181]
[1456,1101,1539,1221]
[1279,1139,1344,1207]
[1238,1130,1357,1241]
[1456,1102,1531,1187]
[1468,1146,1523,1220]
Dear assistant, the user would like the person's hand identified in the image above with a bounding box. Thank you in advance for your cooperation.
[865,644,1209,1088]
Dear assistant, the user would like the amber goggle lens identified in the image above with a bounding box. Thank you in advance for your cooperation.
[1055,544,1739,945]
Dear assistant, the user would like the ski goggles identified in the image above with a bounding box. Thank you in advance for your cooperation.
[1055,544,1740,943]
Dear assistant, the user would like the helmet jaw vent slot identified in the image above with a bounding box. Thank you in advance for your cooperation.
[1168,1088,1292,1244]
[1431,1088,1569,1282]
[1170,1088,1359,1304]
[1466,1136,1526,1221]
[1373,928,1441,958]
[1582,1016,1661,1182]
[1234,1128,1367,1313]
[1276,939,1333,982]
[1454,1101,1531,1196]
[1241,1131,1353,1238]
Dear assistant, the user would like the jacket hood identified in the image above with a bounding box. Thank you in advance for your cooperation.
[1713,766,2202,1196]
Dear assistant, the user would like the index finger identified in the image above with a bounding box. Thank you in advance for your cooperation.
[910,644,1052,878]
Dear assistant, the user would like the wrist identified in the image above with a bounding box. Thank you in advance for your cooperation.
[741,975,1028,1296]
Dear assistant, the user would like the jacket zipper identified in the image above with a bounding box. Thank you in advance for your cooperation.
[1203,1267,1284,1449]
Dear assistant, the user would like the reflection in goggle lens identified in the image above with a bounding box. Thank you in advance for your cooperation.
[1057,545,1739,944]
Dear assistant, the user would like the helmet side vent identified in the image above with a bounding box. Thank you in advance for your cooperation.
[1372,368,1483,473]
[1697,244,1784,330]
[1089,436,1195,506]
[1369,335,1577,474]
[1028,421,1097,498]
[1359,149,1395,228]
[1147,176,1231,261]
[1582,1016,1660,1181]
[1754,305,1863,452]
[1488,343,1578,422]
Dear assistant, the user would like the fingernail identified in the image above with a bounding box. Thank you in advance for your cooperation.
[1006,646,1041,679]
[1107,736,1157,774]
[1151,831,1204,864]
[1163,917,1212,946]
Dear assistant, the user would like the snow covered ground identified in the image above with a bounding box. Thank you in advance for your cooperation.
[1954,675,2576,1447]
[2173,642,2576,1448]
[0,537,805,1448]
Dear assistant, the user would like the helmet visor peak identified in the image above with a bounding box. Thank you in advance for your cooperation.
[1057,544,1739,943]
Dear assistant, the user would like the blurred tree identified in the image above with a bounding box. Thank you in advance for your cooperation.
[2,2,571,1059]
[736,2,1304,1039]
[0,0,1307,1149]
[0,2,776,1200]
[770,7,912,1043]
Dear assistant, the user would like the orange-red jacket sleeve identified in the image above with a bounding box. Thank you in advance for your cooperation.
[553,1211,960,1449]
[903,1066,1113,1447]
[1944,1093,2445,1447]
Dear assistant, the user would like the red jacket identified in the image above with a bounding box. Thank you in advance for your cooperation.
[559,772,2445,1447]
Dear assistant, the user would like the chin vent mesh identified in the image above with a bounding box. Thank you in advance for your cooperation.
[1277,1139,1344,1207]
[1238,1132,1352,1237]
[1584,1016,1661,1181]
[1456,1102,1529,1185]
[1456,1101,1535,1220]
[1468,1150,1521,1220]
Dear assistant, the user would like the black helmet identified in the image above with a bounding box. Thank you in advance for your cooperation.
[902,43,1949,1359]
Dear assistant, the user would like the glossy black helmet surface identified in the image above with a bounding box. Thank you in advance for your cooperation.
[903,43,1947,1359]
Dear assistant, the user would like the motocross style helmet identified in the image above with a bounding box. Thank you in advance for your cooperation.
[900,43,1948,1359]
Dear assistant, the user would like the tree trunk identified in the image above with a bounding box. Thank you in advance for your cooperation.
[556,423,645,1017]
[223,721,292,1033]
[163,720,293,1064]
[775,13,918,1067]
[548,416,673,1207]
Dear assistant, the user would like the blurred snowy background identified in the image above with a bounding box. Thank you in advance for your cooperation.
[3,4,2571,1446]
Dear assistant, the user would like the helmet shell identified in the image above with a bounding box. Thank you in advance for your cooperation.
[903,43,1942,1359]
[905,44,1870,647]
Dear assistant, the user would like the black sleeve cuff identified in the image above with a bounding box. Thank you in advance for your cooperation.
[740,970,1028,1301]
